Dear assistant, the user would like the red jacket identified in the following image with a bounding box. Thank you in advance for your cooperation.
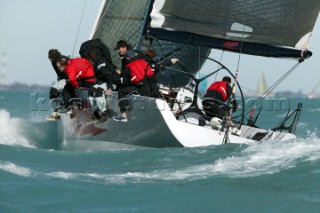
[64,58,95,88]
[126,59,154,84]
[206,81,229,102]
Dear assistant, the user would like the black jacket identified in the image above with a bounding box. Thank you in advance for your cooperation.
[79,39,113,65]
[94,59,120,90]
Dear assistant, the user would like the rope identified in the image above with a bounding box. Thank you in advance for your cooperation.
[71,0,87,57]
[155,38,179,87]
[155,37,165,55]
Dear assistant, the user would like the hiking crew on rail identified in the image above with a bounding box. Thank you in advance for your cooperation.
[112,50,159,122]
[82,40,121,124]
[48,39,178,122]
[56,56,96,111]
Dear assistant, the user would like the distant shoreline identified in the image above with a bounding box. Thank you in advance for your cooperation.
[1,83,318,99]
[0,83,50,92]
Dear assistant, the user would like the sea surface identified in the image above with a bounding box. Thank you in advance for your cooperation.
[0,90,320,213]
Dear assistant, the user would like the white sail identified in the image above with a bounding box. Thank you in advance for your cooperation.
[256,72,271,97]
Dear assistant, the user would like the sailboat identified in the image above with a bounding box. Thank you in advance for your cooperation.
[57,0,320,148]
[308,79,320,99]
[256,72,273,97]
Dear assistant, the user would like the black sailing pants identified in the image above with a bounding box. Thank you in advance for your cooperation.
[118,77,161,113]
[62,81,95,108]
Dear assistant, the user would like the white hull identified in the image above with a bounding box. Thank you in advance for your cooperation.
[57,91,296,149]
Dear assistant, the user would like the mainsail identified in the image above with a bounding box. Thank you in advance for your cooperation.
[91,0,320,86]
[149,0,320,59]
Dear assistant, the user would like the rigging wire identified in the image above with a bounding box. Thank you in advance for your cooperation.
[213,50,224,82]
[223,42,243,144]
[155,37,165,54]
[71,0,87,57]
[154,38,177,87]
[243,62,301,116]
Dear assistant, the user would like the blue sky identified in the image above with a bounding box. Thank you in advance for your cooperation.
[0,0,320,94]
[0,0,102,86]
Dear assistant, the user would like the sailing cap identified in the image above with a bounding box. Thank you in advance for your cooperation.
[222,76,231,83]
[114,40,128,50]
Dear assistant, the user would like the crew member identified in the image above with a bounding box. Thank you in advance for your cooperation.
[48,49,67,99]
[113,50,168,122]
[47,49,68,119]
[56,56,96,109]
[87,49,121,124]
[114,40,143,70]
[202,76,237,119]
[144,49,179,75]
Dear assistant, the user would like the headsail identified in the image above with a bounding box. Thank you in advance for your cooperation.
[92,0,152,69]
[91,0,211,86]
[149,0,320,59]
[256,72,269,97]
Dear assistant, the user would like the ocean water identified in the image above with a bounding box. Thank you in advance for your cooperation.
[0,90,320,213]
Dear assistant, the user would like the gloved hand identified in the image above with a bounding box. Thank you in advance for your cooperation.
[171,58,179,64]
[115,69,121,75]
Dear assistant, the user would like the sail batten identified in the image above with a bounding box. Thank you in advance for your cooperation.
[150,0,320,54]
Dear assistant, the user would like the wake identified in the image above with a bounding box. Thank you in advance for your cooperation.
[2,137,319,184]
[0,162,32,177]
[50,137,320,182]
[1,108,320,182]
[0,109,35,148]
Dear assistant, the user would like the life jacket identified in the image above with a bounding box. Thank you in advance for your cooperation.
[126,59,154,84]
[65,58,95,88]
[207,81,229,102]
